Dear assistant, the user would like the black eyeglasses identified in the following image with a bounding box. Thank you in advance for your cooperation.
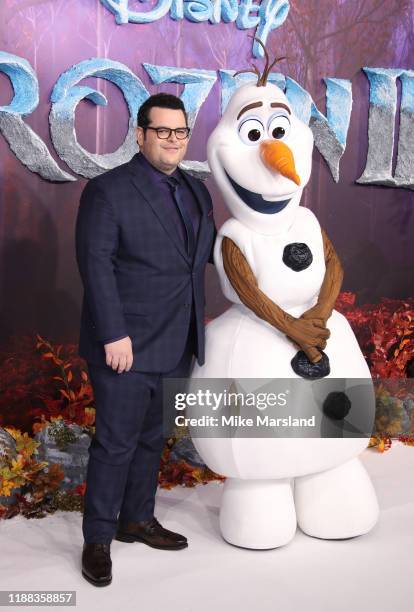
[144,126,191,140]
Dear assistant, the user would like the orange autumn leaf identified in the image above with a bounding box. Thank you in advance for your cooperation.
[83,407,95,426]
[32,421,48,434]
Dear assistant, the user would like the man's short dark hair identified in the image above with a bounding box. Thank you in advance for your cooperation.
[137,93,188,128]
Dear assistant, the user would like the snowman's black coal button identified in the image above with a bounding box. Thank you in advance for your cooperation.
[283,243,313,271]
[322,391,351,420]
[291,350,330,379]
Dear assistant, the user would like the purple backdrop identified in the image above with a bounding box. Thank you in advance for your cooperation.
[0,0,413,347]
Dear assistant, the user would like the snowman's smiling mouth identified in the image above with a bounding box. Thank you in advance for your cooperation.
[224,170,291,214]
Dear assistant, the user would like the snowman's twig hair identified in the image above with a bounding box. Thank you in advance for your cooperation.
[233,64,261,80]
[233,36,286,87]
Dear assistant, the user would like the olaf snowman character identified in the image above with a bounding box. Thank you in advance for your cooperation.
[189,40,379,549]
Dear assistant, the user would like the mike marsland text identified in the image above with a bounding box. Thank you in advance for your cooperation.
[175,415,316,428]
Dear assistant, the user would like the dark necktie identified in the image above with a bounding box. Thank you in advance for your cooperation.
[164,176,196,258]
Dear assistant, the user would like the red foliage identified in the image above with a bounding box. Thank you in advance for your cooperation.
[335,295,414,378]
[158,446,224,489]
[0,335,94,433]
[72,482,87,497]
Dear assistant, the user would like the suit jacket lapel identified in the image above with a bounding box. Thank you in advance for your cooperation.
[127,154,191,264]
[179,169,211,265]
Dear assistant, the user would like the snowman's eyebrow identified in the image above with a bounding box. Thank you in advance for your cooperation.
[270,102,291,114]
[237,102,263,120]
[237,101,291,121]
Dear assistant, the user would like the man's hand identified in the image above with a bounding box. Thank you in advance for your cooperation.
[104,336,133,373]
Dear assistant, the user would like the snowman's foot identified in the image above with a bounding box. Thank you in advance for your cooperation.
[294,457,379,539]
[219,478,297,549]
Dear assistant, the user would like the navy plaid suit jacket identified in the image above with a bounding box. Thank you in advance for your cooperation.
[75,152,216,373]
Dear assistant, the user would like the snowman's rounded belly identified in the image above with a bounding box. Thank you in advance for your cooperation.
[193,304,371,379]
[190,305,373,478]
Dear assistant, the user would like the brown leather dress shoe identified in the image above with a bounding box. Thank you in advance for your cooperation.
[82,543,112,587]
[115,517,188,550]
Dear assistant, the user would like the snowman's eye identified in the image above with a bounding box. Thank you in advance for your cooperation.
[268,114,290,140]
[238,118,265,145]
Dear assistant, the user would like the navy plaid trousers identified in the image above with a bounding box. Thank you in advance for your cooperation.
[82,322,195,544]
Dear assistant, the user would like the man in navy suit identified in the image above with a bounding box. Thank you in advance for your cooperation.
[75,93,216,586]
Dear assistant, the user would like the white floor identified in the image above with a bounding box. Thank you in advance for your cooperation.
[0,442,413,612]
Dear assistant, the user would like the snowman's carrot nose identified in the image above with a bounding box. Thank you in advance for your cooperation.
[260,140,301,186]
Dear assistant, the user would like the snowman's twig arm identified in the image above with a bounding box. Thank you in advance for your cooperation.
[222,237,330,363]
[301,229,343,324]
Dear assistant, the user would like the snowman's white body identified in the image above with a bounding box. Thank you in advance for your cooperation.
[189,82,379,548]
[197,207,372,380]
